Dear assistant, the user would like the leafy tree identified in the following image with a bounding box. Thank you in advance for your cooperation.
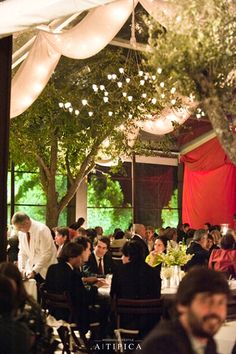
[10,47,173,227]
[146,0,236,163]
[87,175,132,234]
[161,189,179,227]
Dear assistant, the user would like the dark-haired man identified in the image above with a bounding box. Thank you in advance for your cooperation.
[83,237,114,276]
[45,242,90,334]
[139,267,230,354]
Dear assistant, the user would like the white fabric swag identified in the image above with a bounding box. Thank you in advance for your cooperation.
[7,0,190,136]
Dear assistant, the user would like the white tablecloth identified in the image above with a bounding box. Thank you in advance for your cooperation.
[24,279,37,301]
[215,321,236,354]
[98,285,177,297]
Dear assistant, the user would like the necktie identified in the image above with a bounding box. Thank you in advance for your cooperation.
[27,232,30,245]
[98,257,103,275]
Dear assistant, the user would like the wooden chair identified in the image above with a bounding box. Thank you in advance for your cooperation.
[41,289,98,354]
[114,298,163,353]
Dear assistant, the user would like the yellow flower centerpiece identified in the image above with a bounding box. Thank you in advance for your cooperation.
[158,242,193,288]
[158,242,192,267]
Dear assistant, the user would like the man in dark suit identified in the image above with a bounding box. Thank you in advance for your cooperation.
[45,242,90,334]
[185,229,209,271]
[131,224,149,259]
[83,236,114,276]
[139,268,230,354]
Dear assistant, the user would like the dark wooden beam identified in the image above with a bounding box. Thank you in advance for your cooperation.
[131,153,138,223]
[0,35,12,261]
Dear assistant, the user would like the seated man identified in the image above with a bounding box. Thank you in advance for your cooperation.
[0,274,32,354]
[83,236,115,276]
[139,268,230,354]
[73,236,110,337]
[185,229,209,271]
[45,242,90,334]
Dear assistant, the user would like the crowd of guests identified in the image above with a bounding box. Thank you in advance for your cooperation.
[3,212,236,353]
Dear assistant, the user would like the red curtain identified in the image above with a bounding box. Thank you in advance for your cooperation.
[181,138,236,229]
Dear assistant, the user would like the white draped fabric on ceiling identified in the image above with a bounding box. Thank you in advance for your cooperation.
[2,0,193,135]
[0,0,117,37]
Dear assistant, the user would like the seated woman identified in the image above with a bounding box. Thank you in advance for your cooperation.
[145,236,169,268]
[208,232,236,278]
[0,262,52,354]
[110,240,161,338]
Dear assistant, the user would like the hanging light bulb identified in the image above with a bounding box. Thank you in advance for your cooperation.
[88,111,93,117]
[75,110,80,116]
[171,87,176,94]
[108,111,113,116]
[142,93,147,98]
[100,85,105,91]
[160,82,165,88]
[103,97,109,103]
[123,92,127,97]
[107,74,112,80]
[127,96,133,101]
[157,67,162,74]
[112,74,117,80]
[171,99,176,105]
[92,84,98,92]
[58,102,64,108]
[138,71,144,76]
[104,92,109,96]
[126,78,131,83]
[64,102,71,108]
[151,98,157,104]
[69,107,73,113]
[81,99,88,106]
[140,80,145,85]
[119,68,124,74]
[117,82,123,88]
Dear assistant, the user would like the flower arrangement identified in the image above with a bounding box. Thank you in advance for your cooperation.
[161,266,173,279]
[158,242,193,267]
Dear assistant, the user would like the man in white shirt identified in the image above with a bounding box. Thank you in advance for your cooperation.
[12,211,57,282]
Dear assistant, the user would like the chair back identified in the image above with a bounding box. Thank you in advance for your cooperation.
[115,298,163,328]
[42,290,72,309]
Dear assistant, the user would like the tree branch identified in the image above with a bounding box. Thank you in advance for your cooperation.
[35,154,51,180]
[65,151,74,185]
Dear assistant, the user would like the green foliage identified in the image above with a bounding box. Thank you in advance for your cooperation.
[7,170,67,224]
[146,0,236,111]
[146,0,236,164]
[10,46,177,224]
[87,175,132,234]
[161,189,179,227]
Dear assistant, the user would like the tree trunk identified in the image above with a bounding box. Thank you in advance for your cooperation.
[203,96,236,165]
[45,174,59,228]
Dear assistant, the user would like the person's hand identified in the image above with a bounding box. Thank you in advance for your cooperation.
[27,271,36,279]
[82,276,98,284]
[95,278,107,288]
